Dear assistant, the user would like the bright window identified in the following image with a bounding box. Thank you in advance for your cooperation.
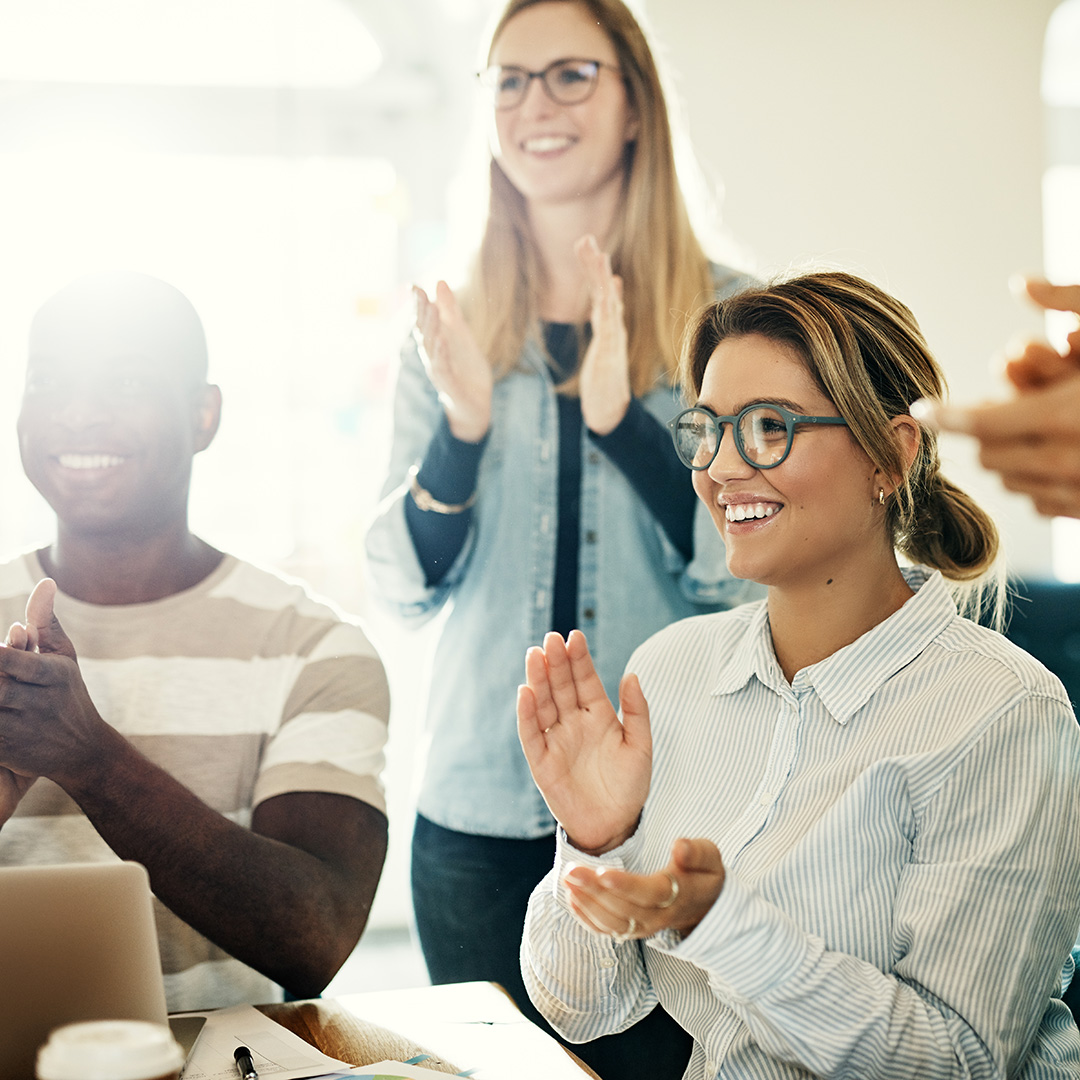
[0,0,381,87]
[0,0,476,942]
[0,147,404,608]
[0,0,412,610]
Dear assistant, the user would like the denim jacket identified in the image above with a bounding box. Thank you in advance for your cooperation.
[366,310,754,838]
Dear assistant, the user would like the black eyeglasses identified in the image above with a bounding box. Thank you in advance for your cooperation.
[667,403,849,471]
[477,58,621,110]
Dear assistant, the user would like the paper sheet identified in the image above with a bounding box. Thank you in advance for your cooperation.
[177,1003,354,1080]
[340,984,593,1079]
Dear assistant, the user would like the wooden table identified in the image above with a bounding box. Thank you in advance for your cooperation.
[259,982,601,1079]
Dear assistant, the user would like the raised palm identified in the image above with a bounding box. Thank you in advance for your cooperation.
[414,281,493,443]
[575,234,631,436]
[517,630,651,854]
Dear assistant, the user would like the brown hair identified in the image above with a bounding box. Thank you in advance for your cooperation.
[680,270,1003,622]
[460,0,714,396]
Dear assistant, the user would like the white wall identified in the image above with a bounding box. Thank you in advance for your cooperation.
[367,0,1068,935]
[643,0,1060,575]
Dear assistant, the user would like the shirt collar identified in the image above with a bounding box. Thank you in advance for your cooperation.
[711,567,958,725]
[711,599,777,697]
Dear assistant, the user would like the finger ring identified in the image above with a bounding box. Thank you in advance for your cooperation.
[611,916,637,945]
[657,871,679,909]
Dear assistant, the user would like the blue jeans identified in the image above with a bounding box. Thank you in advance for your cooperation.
[411,814,692,1080]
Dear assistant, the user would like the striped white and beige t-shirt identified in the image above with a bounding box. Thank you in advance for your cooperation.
[0,551,389,1011]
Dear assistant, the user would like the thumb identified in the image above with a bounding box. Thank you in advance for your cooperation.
[672,837,723,875]
[25,578,57,634]
[617,673,652,751]
[434,280,461,323]
[25,579,77,661]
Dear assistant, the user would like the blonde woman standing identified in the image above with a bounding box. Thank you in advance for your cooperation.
[365,0,750,1073]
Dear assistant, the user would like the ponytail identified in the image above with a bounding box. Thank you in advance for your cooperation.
[895,472,1005,628]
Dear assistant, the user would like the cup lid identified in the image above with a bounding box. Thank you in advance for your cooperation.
[37,1020,184,1080]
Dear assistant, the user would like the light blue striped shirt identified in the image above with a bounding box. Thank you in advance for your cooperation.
[522,568,1080,1078]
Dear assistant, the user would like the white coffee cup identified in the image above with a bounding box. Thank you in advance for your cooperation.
[36,1020,184,1080]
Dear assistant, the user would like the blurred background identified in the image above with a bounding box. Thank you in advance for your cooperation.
[0,0,1076,990]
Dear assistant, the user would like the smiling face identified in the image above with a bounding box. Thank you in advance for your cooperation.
[18,275,219,541]
[693,333,894,592]
[488,1,638,218]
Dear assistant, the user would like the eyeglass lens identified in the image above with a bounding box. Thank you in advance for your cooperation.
[672,406,792,469]
[486,60,601,108]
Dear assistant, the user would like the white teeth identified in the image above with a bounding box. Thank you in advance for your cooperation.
[724,502,778,523]
[524,136,573,153]
[58,454,125,470]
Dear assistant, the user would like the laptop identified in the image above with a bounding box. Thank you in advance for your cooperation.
[0,861,202,1080]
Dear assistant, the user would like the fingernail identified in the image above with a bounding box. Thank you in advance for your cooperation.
[908,397,940,428]
[1002,334,1030,363]
[1008,273,1029,299]
[911,397,976,435]
[933,404,974,435]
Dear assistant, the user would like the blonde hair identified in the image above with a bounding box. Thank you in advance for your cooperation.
[460,0,714,396]
[679,270,1004,625]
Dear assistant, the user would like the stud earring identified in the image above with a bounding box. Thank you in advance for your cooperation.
[878,488,885,505]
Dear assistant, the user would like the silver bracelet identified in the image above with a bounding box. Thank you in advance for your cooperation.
[408,466,477,515]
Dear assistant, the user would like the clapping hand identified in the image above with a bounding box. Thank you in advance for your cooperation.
[413,281,493,443]
[0,578,61,824]
[517,629,650,855]
[576,235,632,436]
[929,278,1080,519]
[564,837,726,942]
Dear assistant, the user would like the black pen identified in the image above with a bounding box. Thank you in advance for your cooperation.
[234,1045,258,1080]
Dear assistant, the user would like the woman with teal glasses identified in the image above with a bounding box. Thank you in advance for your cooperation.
[519,271,1080,1079]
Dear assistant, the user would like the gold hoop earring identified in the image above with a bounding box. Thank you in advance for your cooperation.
[878,488,886,505]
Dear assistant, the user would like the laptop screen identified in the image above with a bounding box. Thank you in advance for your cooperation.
[0,861,170,1080]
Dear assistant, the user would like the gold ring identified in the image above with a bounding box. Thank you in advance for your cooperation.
[657,871,679,909]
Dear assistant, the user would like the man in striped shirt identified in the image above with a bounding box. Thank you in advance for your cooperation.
[0,272,389,1010]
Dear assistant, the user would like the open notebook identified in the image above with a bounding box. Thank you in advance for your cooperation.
[0,860,202,1080]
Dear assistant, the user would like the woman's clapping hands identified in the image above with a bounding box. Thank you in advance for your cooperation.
[413,281,493,443]
[517,629,650,855]
[576,235,632,436]
[565,837,726,942]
